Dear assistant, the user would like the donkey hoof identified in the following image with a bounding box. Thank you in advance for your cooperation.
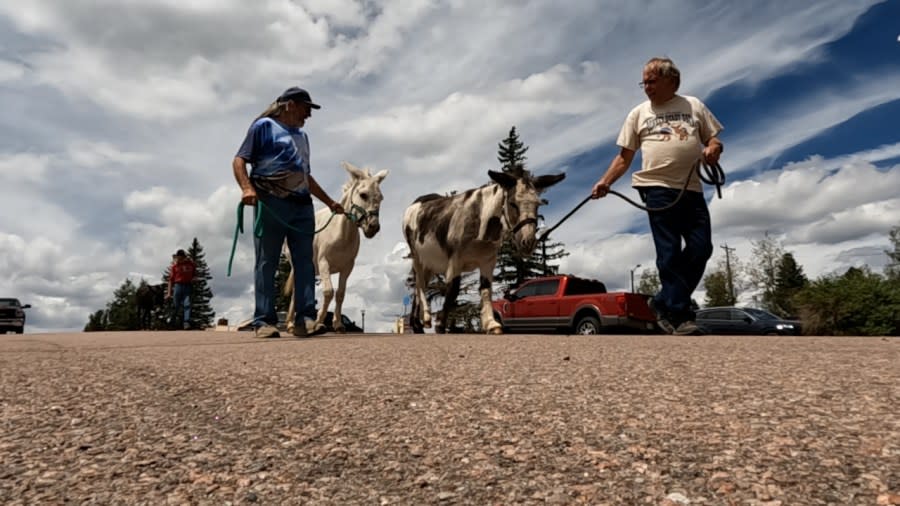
[487,326,504,335]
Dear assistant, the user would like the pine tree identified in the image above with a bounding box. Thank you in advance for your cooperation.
[534,238,569,277]
[187,237,215,328]
[773,252,808,317]
[493,125,568,290]
[494,239,527,290]
[497,126,528,174]
[105,279,139,330]
[84,309,108,332]
[495,238,569,291]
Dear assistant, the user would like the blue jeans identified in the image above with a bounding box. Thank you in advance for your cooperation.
[172,283,192,326]
[641,187,713,325]
[253,193,317,328]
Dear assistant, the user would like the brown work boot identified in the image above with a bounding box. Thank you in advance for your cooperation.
[648,299,675,335]
[674,320,703,336]
[255,324,280,338]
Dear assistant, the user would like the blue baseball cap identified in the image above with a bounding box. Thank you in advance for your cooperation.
[278,87,321,109]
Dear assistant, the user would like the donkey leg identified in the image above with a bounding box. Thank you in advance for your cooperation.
[285,265,296,333]
[413,261,432,329]
[314,265,333,333]
[333,269,351,333]
[437,262,462,334]
[409,293,424,334]
[479,261,503,334]
[438,274,462,334]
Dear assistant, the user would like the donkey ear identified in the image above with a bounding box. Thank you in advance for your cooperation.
[373,169,389,182]
[342,161,364,179]
[533,173,565,192]
[488,170,517,189]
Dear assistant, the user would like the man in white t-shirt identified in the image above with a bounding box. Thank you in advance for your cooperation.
[591,57,724,335]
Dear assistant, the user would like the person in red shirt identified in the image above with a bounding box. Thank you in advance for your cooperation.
[166,249,196,330]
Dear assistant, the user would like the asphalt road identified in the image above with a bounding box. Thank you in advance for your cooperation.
[1,331,898,505]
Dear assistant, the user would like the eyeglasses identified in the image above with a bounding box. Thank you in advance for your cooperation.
[638,79,657,89]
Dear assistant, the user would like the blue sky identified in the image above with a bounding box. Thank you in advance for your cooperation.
[1,0,898,332]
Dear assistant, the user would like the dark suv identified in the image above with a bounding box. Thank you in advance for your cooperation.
[0,298,31,334]
[323,312,363,332]
[696,307,801,335]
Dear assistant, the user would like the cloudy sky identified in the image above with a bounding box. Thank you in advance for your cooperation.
[2,0,899,333]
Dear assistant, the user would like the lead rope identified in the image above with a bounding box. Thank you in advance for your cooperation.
[539,161,725,242]
[227,201,333,277]
[226,200,371,277]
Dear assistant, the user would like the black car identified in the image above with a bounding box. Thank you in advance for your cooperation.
[695,307,801,335]
[0,298,31,334]
[323,312,363,333]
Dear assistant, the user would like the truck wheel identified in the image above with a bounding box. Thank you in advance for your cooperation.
[15,327,24,334]
[574,316,601,335]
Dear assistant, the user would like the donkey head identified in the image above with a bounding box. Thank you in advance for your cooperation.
[488,168,565,256]
[342,161,389,238]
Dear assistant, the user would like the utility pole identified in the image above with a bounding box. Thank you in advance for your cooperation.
[361,309,366,333]
[630,263,642,293]
[721,243,736,304]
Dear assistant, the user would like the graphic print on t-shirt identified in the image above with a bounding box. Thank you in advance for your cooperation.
[643,112,698,143]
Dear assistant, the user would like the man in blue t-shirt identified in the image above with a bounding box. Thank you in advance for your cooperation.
[233,87,344,338]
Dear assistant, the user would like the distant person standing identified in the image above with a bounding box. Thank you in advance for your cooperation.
[591,57,723,335]
[232,87,344,338]
[167,249,196,330]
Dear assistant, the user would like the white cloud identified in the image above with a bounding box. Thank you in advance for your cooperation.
[0,59,26,82]
[0,152,51,183]
[712,159,900,233]
[68,141,150,170]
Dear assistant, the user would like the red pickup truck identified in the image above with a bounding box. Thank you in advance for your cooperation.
[492,274,658,334]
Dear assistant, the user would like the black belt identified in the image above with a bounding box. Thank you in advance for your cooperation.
[253,182,313,206]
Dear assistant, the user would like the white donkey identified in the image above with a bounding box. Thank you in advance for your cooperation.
[286,162,388,333]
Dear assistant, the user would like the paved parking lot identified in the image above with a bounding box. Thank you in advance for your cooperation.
[1,331,898,504]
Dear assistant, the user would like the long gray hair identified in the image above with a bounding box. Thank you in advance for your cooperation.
[254,99,290,121]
